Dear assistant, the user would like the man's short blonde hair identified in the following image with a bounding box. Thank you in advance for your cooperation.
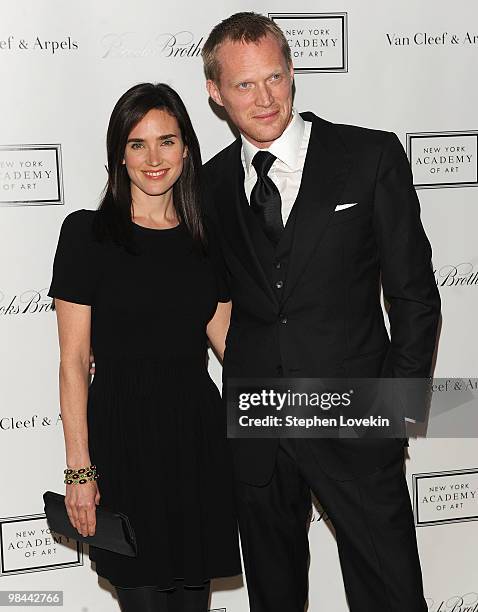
[202,12,292,83]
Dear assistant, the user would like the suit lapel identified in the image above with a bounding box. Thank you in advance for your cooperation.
[281,113,352,305]
[216,140,277,305]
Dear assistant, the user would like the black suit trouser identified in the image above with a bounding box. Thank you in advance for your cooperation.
[235,439,427,612]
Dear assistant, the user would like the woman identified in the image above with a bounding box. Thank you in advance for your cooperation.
[48,83,240,611]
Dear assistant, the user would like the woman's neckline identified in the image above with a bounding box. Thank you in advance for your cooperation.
[131,220,183,233]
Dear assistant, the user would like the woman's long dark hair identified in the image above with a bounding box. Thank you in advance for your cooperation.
[95,82,205,249]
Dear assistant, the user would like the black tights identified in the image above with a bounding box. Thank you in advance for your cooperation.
[115,580,210,612]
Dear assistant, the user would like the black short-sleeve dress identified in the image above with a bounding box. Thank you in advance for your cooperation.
[48,209,240,588]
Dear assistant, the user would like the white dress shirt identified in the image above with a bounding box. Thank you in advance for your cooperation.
[241,110,312,225]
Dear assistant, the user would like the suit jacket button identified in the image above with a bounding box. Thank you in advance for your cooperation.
[279,314,288,324]
[274,261,282,269]
[275,280,283,289]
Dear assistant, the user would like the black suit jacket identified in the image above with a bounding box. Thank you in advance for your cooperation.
[204,112,441,484]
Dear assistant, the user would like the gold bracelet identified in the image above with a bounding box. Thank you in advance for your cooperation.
[64,464,97,475]
[64,473,98,485]
[64,465,98,485]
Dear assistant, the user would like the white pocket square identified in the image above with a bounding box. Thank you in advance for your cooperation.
[335,202,358,211]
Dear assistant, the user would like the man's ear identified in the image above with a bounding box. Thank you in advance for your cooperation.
[206,79,224,107]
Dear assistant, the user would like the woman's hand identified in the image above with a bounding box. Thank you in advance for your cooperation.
[55,298,98,537]
[65,481,101,537]
[206,301,232,362]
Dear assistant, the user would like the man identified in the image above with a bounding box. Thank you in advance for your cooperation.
[202,12,440,612]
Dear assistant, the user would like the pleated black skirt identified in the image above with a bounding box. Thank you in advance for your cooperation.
[86,358,241,588]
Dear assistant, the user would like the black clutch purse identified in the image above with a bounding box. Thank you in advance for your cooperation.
[43,491,137,557]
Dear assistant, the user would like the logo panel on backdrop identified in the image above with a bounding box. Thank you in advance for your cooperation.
[407,131,478,189]
[0,144,64,206]
[413,468,478,527]
[269,12,348,73]
[0,514,82,576]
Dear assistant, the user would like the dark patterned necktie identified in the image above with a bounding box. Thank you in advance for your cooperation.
[250,151,284,245]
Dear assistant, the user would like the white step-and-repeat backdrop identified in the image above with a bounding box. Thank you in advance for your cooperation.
[1,1,477,610]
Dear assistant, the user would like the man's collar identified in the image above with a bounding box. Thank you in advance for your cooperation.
[241,109,306,173]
